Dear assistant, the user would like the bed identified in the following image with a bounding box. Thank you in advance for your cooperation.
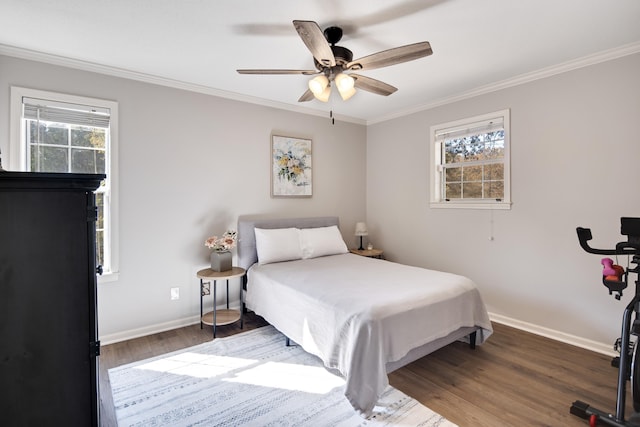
[237,215,493,417]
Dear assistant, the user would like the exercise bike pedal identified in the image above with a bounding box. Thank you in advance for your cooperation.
[611,356,635,380]
[612,356,620,368]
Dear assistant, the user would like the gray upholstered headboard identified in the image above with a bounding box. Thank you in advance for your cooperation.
[236,216,340,270]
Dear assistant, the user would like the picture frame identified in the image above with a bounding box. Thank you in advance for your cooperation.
[271,135,312,198]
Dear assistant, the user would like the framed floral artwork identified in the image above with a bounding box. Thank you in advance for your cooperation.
[271,135,312,197]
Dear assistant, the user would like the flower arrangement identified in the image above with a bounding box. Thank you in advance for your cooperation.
[204,229,237,252]
[275,148,309,184]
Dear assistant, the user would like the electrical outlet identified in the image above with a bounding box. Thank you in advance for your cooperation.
[170,287,180,300]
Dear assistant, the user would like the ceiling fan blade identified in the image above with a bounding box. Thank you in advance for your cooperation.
[298,89,314,102]
[293,20,336,67]
[346,42,432,71]
[351,74,398,96]
[237,69,318,75]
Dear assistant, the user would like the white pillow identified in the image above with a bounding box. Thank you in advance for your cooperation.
[254,227,302,265]
[300,225,348,259]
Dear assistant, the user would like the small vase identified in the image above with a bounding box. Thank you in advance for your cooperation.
[210,250,232,272]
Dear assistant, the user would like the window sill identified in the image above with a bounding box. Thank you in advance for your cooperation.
[430,201,512,210]
[98,271,119,284]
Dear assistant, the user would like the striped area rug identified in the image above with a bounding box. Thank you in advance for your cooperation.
[109,325,456,426]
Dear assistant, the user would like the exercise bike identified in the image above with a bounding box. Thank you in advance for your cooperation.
[571,217,640,427]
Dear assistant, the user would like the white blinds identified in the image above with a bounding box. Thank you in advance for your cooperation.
[22,97,111,128]
[435,116,504,142]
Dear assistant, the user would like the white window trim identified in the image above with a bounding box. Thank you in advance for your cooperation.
[9,86,119,283]
[429,109,511,210]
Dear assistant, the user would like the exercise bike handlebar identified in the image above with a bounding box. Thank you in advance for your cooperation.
[577,227,640,256]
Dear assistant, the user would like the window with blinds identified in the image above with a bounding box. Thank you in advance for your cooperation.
[23,97,110,174]
[10,87,119,281]
[430,109,511,209]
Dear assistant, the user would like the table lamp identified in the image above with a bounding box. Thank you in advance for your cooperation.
[354,222,368,250]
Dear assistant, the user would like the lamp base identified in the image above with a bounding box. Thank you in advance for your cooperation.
[358,236,364,251]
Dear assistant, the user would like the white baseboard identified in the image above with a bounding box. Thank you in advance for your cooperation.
[99,315,201,345]
[100,300,244,345]
[489,312,616,357]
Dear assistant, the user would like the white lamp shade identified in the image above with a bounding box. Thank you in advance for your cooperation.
[354,222,368,236]
[335,74,356,101]
[309,75,329,95]
[314,85,331,102]
[335,73,355,91]
[338,85,356,101]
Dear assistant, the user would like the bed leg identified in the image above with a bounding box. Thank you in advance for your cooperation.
[286,337,291,346]
[469,331,477,349]
[242,275,247,314]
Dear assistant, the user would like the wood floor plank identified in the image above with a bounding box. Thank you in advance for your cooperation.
[389,367,501,427]
[99,317,632,427]
[401,349,550,425]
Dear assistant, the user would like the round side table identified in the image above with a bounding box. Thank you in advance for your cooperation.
[197,266,245,338]
[349,248,384,259]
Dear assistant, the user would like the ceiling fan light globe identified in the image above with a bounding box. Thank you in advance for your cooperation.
[335,73,355,91]
[309,75,329,95]
[338,86,356,101]
[314,85,331,102]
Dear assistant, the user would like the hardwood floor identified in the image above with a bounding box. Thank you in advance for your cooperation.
[99,315,631,426]
[389,322,632,427]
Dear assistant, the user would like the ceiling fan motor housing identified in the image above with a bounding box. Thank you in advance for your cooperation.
[314,45,353,70]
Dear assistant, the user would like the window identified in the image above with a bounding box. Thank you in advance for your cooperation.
[430,109,511,209]
[10,87,119,281]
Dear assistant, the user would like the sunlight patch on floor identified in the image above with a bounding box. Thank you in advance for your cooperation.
[131,350,344,394]
[224,360,345,394]
[134,353,256,378]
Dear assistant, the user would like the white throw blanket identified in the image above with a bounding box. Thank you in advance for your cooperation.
[246,253,493,416]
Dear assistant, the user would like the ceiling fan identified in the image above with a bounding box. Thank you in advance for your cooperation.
[237,20,432,103]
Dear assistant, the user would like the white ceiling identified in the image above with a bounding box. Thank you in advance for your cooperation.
[2,0,640,124]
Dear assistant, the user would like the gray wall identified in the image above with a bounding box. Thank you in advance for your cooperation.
[2,52,639,350]
[366,53,640,349]
[0,55,367,341]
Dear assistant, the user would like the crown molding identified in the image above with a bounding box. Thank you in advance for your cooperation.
[0,43,365,126]
[367,41,640,125]
[2,41,638,127]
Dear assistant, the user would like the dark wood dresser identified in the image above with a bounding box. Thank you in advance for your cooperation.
[0,172,104,426]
